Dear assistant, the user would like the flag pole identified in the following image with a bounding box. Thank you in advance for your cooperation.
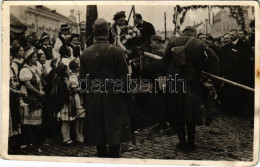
[132,5,136,25]
[128,6,133,23]
[164,12,167,39]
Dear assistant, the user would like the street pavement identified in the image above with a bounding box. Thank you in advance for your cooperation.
[10,113,254,161]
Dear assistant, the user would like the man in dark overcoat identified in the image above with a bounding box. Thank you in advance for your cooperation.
[162,26,219,151]
[220,29,252,115]
[80,18,131,158]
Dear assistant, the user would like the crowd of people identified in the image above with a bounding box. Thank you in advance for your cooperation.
[9,10,255,158]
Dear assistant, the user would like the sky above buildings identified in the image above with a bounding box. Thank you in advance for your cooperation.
[48,5,219,31]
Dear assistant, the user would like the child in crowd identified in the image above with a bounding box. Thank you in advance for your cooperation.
[55,64,76,145]
[69,60,85,142]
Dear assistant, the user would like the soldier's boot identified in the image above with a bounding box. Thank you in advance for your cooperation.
[176,122,187,150]
[186,123,196,151]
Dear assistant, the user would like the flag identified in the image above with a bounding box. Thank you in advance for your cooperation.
[86,5,98,47]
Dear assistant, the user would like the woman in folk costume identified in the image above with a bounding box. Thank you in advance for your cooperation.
[55,63,77,145]
[10,45,24,78]
[9,45,25,150]
[68,34,81,61]
[10,39,20,60]
[69,60,85,142]
[18,46,45,149]
[38,33,53,73]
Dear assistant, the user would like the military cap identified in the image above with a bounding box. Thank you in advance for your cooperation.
[93,18,109,31]
[183,26,197,33]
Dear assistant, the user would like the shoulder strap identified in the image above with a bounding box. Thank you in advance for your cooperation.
[10,66,16,76]
[101,45,113,73]
[185,37,194,48]
[104,45,113,58]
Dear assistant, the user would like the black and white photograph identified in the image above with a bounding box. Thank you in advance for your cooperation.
[1,1,259,166]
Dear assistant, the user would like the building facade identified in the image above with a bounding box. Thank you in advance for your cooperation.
[10,5,79,38]
[210,9,239,38]
[210,7,254,38]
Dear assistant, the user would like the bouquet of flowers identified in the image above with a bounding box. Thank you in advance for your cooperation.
[121,26,141,44]
[23,95,43,111]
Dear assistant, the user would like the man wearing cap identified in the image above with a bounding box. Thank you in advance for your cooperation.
[54,24,70,58]
[133,13,156,48]
[162,26,219,151]
[38,33,53,73]
[198,33,220,59]
[147,35,168,131]
[150,35,166,57]
[80,18,131,158]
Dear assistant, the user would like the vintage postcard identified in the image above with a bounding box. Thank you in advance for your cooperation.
[1,1,259,166]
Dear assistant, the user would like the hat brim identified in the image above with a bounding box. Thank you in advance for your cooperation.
[60,27,70,30]
[41,37,50,41]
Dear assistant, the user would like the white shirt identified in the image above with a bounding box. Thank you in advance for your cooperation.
[53,34,66,58]
[10,58,24,76]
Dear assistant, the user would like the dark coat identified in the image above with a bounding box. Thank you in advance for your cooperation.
[219,39,252,113]
[80,39,131,145]
[162,34,219,124]
[220,39,251,84]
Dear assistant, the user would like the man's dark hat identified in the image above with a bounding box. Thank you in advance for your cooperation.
[93,18,109,31]
[60,24,70,30]
[150,35,162,43]
[40,32,50,41]
[183,26,197,33]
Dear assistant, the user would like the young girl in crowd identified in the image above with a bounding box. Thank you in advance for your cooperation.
[69,60,85,142]
[56,44,72,67]
[55,64,76,145]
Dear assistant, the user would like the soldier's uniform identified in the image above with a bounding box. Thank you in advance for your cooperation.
[162,26,219,151]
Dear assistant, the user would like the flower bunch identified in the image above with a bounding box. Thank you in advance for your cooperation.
[23,96,43,111]
[122,26,141,44]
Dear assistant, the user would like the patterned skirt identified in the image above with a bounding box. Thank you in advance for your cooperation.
[74,93,85,118]
[19,106,42,125]
[57,104,74,121]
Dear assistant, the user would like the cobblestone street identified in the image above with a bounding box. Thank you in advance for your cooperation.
[10,113,254,161]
